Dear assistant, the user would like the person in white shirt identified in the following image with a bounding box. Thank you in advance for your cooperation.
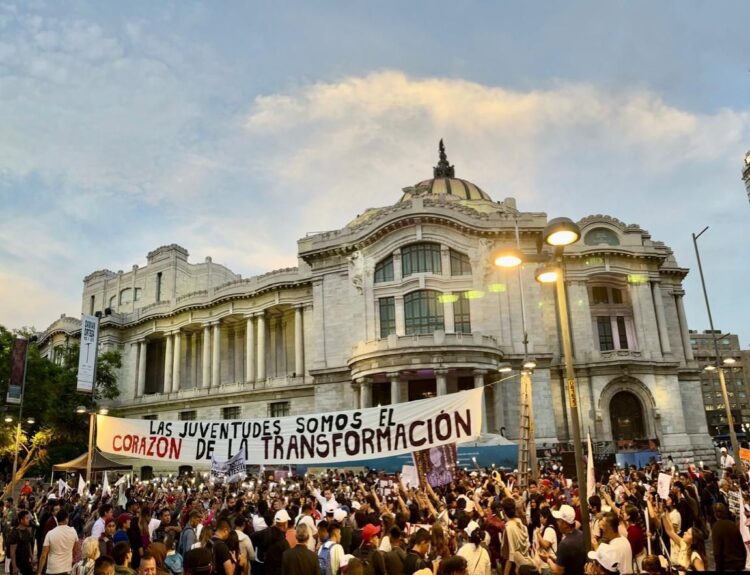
[293,504,317,552]
[456,522,491,575]
[313,487,339,513]
[319,523,345,575]
[37,510,78,575]
[720,447,736,470]
[91,504,113,541]
[595,512,632,575]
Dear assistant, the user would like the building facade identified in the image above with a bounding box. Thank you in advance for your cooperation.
[38,147,714,467]
[690,330,750,436]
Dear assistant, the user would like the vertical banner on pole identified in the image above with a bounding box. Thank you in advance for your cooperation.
[7,338,29,404]
[77,315,100,393]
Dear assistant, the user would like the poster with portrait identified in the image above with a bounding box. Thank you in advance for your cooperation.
[412,443,457,487]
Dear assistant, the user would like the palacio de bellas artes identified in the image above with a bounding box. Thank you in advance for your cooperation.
[37,142,716,472]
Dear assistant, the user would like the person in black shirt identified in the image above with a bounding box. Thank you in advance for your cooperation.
[403,529,430,575]
[211,519,234,575]
[549,505,586,575]
[9,510,34,575]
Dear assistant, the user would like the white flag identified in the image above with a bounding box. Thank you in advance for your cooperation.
[586,433,596,499]
[114,475,128,487]
[58,478,69,497]
[102,471,111,498]
[77,474,86,497]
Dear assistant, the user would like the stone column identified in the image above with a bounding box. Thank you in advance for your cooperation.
[131,342,139,398]
[245,315,255,383]
[358,378,372,409]
[440,246,451,277]
[651,281,672,355]
[675,292,694,361]
[163,333,173,394]
[190,334,198,388]
[436,368,448,396]
[474,369,488,433]
[294,307,304,378]
[628,284,646,354]
[202,324,211,388]
[234,326,244,383]
[257,313,267,381]
[443,295,455,333]
[172,330,181,393]
[137,340,147,397]
[211,322,221,387]
[394,295,405,336]
[388,371,401,405]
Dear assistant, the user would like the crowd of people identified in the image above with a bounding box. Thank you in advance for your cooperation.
[0,452,748,575]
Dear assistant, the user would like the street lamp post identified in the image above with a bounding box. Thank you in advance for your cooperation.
[692,227,740,459]
[535,217,591,552]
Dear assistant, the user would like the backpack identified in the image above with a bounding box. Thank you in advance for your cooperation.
[178,526,194,556]
[164,553,183,575]
[318,540,333,575]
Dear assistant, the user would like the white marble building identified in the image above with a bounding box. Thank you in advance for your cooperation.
[38,146,714,464]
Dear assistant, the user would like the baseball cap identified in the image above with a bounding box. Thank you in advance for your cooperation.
[333,509,348,522]
[324,502,336,515]
[361,524,381,543]
[551,504,576,525]
[117,513,133,525]
[587,542,619,572]
[721,447,727,452]
[464,520,479,537]
[274,509,291,523]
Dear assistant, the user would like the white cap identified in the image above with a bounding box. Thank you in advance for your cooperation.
[351,500,361,510]
[551,504,576,525]
[333,509,348,522]
[721,447,727,452]
[324,502,336,515]
[588,542,619,572]
[274,509,291,523]
[465,520,480,537]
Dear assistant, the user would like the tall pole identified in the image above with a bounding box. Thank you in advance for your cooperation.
[10,340,30,494]
[554,270,591,551]
[86,412,95,484]
[692,228,739,458]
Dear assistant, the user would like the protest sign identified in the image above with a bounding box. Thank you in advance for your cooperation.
[77,315,99,393]
[657,472,671,500]
[413,443,458,487]
[739,447,750,463]
[400,465,420,489]
[211,451,246,483]
[97,387,483,465]
[728,489,742,518]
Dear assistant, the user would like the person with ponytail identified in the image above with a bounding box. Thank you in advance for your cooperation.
[456,522,490,575]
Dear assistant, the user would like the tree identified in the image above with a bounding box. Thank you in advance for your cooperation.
[0,325,122,477]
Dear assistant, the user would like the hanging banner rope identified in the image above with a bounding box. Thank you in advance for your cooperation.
[96,387,483,465]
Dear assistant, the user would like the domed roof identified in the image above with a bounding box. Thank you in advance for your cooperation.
[399,140,492,203]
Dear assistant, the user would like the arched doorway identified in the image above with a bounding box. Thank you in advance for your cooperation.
[609,391,646,440]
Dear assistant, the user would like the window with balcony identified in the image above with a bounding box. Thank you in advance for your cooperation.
[179,410,196,421]
[374,256,394,283]
[222,406,241,420]
[269,401,290,418]
[401,243,442,277]
[453,292,471,334]
[449,249,471,276]
[404,290,444,335]
[379,297,396,338]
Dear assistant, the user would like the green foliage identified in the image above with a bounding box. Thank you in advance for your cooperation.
[0,325,122,474]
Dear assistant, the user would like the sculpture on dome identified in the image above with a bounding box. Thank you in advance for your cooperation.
[433,139,455,178]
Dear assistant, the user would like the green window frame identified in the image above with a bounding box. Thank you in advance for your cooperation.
[404,290,444,335]
[401,243,442,277]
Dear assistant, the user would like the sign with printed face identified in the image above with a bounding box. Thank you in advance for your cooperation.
[76,314,99,393]
[97,387,484,465]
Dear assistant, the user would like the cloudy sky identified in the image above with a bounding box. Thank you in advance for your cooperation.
[1,1,749,345]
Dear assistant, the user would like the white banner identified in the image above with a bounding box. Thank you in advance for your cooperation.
[77,314,100,393]
[211,451,246,483]
[96,387,484,465]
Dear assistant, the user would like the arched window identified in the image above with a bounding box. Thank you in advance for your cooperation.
[134,287,143,301]
[120,288,132,305]
[404,290,444,335]
[108,295,117,308]
[449,249,471,276]
[402,243,442,277]
[610,391,645,440]
[589,283,636,351]
[374,256,394,283]
[584,227,620,246]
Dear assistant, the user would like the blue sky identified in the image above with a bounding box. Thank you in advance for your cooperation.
[1,1,749,347]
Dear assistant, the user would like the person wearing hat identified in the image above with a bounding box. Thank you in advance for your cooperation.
[720,446,735,470]
[352,524,385,575]
[253,509,290,575]
[281,524,320,575]
[585,542,620,575]
[544,504,586,574]
[457,521,491,575]
[114,514,132,544]
[592,512,631,575]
